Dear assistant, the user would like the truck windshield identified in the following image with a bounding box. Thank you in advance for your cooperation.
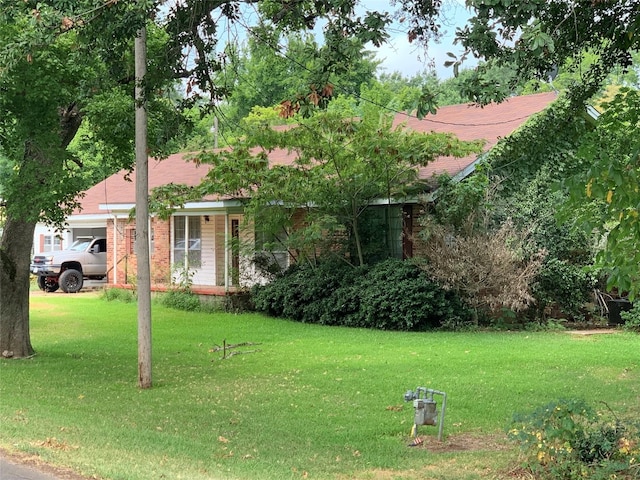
[68,239,93,252]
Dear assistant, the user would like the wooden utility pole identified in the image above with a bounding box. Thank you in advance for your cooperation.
[135,23,152,389]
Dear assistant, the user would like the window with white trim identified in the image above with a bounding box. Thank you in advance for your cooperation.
[43,235,62,252]
[173,216,202,268]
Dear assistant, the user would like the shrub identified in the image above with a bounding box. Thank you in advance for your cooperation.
[620,303,640,333]
[159,290,202,312]
[251,258,471,331]
[223,292,252,313]
[533,258,596,320]
[252,259,356,322]
[509,398,640,479]
[354,259,467,330]
[419,218,545,322]
[101,288,136,303]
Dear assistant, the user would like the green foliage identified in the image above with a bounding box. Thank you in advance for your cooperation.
[487,96,590,193]
[100,288,137,303]
[158,289,203,312]
[495,165,592,262]
[481,99,597,319]
[218,30,379,128]
[170,264,195,292]
[347,259,471,331]
[250,259,361,320]
[188,108,483,267]
[0,23,97,225]
[430,165,490,231]
[419,93,604,322]
[0,2,197,233]
[157,266,224,313]
[563,88,640,299]
[620,304,640,333]
[532,259,596,320]
[251,258,471,331]
[509,399,640,479]
[456,1,639,105]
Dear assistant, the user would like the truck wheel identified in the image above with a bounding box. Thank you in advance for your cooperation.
[59,269,84,293]
[37,276,59,293]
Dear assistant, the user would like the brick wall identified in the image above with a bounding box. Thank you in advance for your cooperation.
[152,219,171,285]
[106,217,171,286]
[408,203,428,259]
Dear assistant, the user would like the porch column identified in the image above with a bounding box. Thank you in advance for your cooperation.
[224,212,229,293]
[112,216,118,284]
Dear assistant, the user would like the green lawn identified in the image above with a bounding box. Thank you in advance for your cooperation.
[1,293,638,480]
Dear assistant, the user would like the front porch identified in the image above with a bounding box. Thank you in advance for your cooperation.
[105,203,257,293]
[110,283,242,296]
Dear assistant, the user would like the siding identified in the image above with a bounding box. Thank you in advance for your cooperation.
[192,217,216,286]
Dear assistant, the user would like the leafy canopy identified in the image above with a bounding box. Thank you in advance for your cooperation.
[153,108,483,267]
[455,0,640,104]
[562,88,640,298]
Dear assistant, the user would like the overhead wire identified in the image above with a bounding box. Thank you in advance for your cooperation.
[228,8,539,128]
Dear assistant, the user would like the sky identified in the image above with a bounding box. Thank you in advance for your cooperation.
[170,0,476,82]
[366,0,476,79]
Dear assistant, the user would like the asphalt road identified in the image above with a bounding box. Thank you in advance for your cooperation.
[0,455,61,480]
[0,453,89,480]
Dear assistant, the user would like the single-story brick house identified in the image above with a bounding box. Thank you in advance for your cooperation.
[33,92,558,293]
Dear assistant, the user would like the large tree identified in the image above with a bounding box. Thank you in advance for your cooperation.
[219,29,380,128]
[452,0,639,105]
[562,87,640,298]
[0,2,186,358]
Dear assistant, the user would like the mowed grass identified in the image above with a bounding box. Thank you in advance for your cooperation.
[1,293,639,480]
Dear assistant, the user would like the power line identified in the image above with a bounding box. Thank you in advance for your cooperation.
[233,17,539,128]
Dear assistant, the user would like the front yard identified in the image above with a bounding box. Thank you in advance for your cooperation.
[0,292,638,479]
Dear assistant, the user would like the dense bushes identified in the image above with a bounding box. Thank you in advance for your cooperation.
[159,289,203,312]
[251,258,471,330]
[620,304,640,332]
[533,258,597,320]
[509,398,640,479]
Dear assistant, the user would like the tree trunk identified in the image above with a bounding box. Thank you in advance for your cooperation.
[0,216,36,358]
[0,104,82,360]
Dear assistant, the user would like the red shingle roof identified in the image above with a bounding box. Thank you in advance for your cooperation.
[76,91,557,215]
[398,91,557,178]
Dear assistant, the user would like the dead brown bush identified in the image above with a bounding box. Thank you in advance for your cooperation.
[419,218,546,319]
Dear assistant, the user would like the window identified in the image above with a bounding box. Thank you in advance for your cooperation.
[94,238,107,253]
[360,206,403,262]
[255,228,289,273]
[42,235,62,252]
[173,216,202,268]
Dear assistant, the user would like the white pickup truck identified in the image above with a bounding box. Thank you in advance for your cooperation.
[30,237,107,293]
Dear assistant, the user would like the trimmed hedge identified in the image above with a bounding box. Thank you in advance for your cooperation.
[251,258,471,331]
